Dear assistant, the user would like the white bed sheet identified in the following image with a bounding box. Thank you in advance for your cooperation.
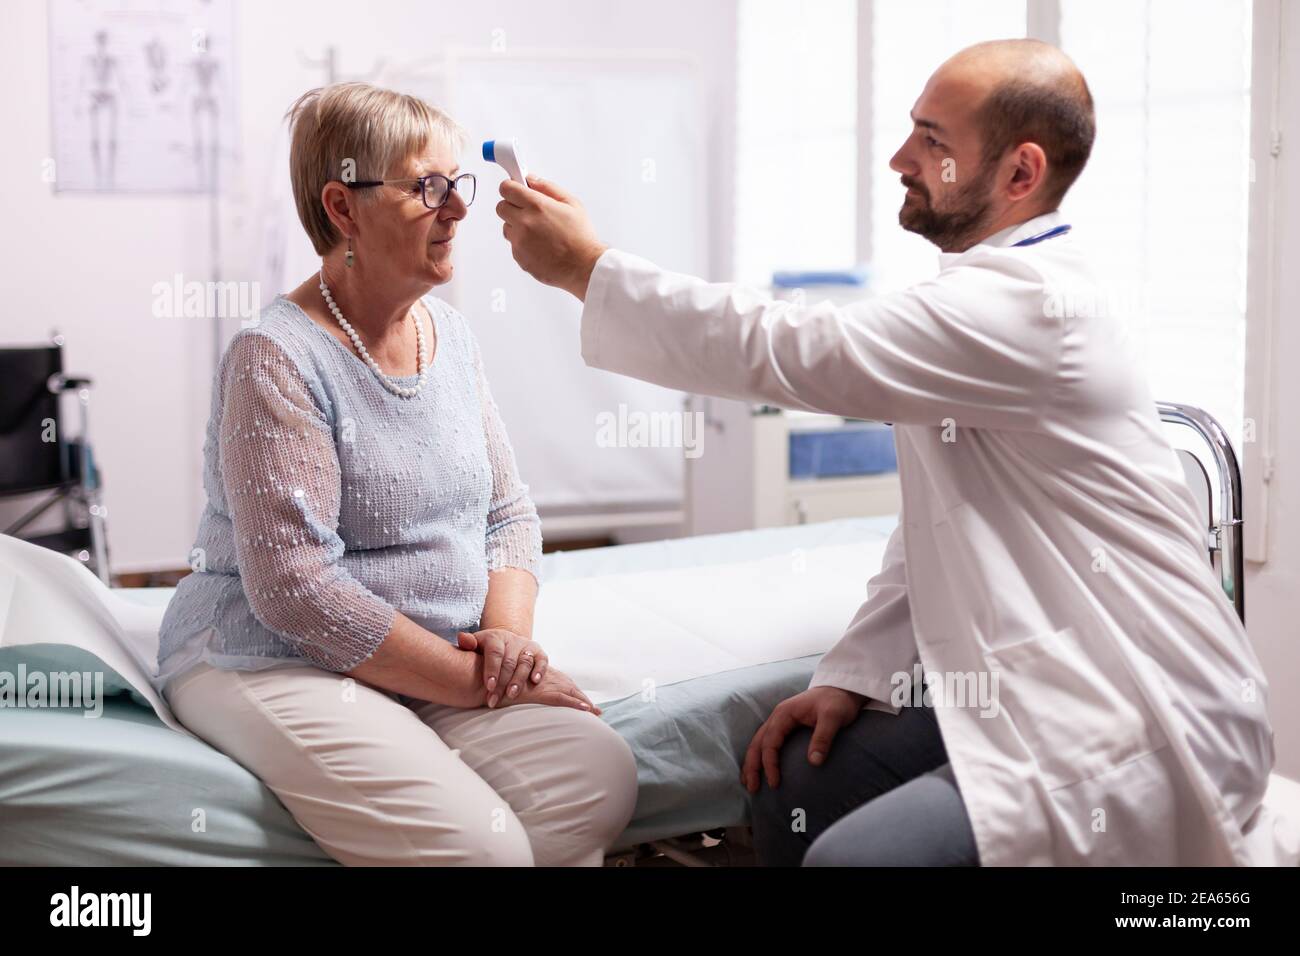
[534,536,891,704]
[0,519,897,725]
[0,535,192,736]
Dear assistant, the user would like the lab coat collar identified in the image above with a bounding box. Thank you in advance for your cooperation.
[936,208,1064,269]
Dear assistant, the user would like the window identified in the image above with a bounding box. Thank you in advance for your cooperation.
[1059,0,1252,446]
[734,0,858,286]
[736,0,1252,445]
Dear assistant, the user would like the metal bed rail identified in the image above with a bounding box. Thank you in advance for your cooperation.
[1156,401,1245,624]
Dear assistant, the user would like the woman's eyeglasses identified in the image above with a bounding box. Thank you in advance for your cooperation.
[344,172,477,210]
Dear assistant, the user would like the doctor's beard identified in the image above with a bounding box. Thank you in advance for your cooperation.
[898,160,999,252]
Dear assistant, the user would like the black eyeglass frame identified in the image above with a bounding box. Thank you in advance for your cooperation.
[343,172,476,210]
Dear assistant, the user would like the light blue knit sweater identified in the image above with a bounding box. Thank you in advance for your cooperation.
[155,293,542,692]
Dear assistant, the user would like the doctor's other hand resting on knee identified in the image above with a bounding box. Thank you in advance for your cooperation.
[740,686,865,791]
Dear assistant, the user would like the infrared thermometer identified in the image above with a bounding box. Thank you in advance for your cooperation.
[482,138,529,186]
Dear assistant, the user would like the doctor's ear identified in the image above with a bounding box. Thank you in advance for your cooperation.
[1005,142,1049,202]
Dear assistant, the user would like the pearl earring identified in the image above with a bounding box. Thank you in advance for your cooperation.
[345,236,354,268]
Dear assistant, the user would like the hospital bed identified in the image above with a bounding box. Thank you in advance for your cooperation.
[0,402,1295,866]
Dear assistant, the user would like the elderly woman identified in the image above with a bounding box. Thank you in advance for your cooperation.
[156,82,637,866]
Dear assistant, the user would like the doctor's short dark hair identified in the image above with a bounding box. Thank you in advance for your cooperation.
[976,74,1096,208]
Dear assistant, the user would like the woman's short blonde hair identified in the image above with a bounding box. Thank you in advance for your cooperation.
[285,82,467,255]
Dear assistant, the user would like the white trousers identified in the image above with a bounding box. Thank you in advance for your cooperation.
[165,661,638,866]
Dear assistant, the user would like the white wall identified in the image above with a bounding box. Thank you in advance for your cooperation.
[0,0,738,572]
[1244,0,1300,779]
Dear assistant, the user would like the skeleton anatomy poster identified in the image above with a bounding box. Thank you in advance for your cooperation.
[48,0,237,193]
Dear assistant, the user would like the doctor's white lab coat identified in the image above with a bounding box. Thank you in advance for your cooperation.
[577,210,1279,865]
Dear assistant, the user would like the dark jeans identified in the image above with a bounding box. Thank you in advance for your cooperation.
[749,703,980,866]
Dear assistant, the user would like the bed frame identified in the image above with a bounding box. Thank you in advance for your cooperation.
[1156,402,1245,623]
[606,401,1247,866]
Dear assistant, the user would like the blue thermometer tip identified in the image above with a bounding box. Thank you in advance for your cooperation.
[482,140,495,162]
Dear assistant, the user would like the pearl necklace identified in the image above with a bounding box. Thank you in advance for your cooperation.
[318,270,429,399]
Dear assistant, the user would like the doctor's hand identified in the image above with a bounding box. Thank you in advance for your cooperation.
[741,686,867,793]
[496,175,609,301]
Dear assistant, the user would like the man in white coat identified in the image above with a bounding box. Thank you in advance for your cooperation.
[495,39,1278,865]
